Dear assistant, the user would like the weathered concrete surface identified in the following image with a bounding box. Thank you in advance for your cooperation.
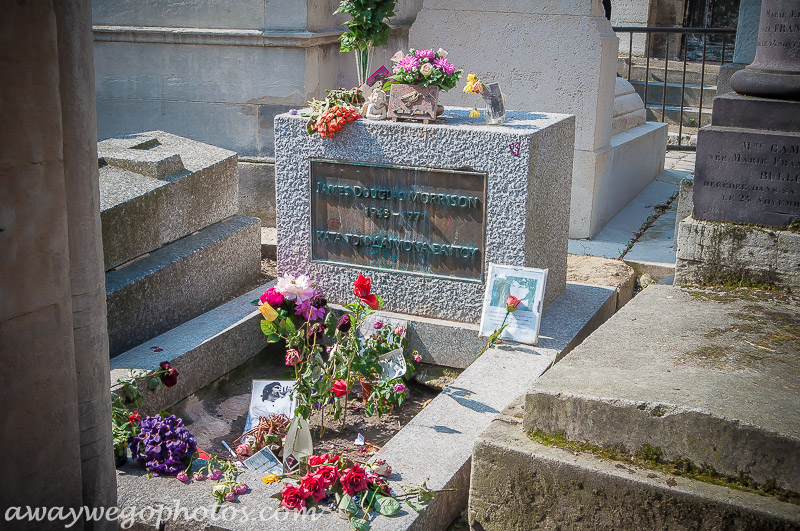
[525,284,800,491]
[114,282,616,530]
[275,108,575,322]
[99,131,238,270]
[110,283,273,414]
[470,417,800,531]
[566,254,635,310]
[106,215,260,357]
[675,216,800,290]
[239,157,275,227]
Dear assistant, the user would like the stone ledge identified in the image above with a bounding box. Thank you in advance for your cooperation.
[469,418,800,530]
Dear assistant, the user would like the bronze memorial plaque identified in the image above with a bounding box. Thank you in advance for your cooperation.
[310,159,486,281]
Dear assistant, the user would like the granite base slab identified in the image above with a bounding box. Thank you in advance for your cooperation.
[106,215,260,357]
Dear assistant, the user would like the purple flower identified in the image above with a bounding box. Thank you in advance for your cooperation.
[414,48,435,60]
[289,109,298,115]
[225,492,235,502]
[394,326,405,336]
[433,57,455,75]
[193,472,205,481]
[176,471,190,483]
[208,469,222,480]
[234,483,249,495]
[394,383,406,393]
[394,55,420,74]
[295,292,326,321]
[373,320,383,330]
[336,314,351,333]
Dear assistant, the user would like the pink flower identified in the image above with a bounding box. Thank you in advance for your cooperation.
[192,472,205,481]
[394,383,406,393]
[234,483,249,495]
[276,274,315,303]
[373,320,383,330]
[207,469,222,480]
[176,471,190,483]
[394,326,405,336]
[225,491,235,502]
[390,50,404,62]
[260,287,284,307]
[285,348,302,367]
[415,48,435,60]
[394,55,420,73]
[433,57,455,75]
[236,443,253,457]
[413,353,422,363]
[295,297,326,321]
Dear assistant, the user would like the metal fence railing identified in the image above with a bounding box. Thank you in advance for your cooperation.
[613,26,737,149]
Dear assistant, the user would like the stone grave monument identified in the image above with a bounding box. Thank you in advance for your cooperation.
[676,0,800,289]
[409,0,668,239]
[275,108,575,366]
[99,131,261,356]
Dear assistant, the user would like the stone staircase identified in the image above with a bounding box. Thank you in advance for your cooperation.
[100,131,271,411]
[618,57,719,128]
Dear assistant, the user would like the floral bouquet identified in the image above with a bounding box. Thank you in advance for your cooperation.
[270,453,437,528]
[257,273,417,432]
[130,414,197,476]
[382,48,462,92]
[301,87,363,138]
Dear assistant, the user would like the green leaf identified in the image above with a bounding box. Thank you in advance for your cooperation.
[284,318,297,335]
[350,517,370,531]
[261,320,277,335]
[406,499,427,514]
[375,496,400,516]
[250,299,260,306]
[267,333,281,343]
[148,377,160,390]
[338,494,359,516]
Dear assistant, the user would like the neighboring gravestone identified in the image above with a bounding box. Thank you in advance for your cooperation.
[692,0,800,227]
[274,108,575,324]
[677,0,800,289]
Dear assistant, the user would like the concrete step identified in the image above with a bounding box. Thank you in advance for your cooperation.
[523,284,800,492]
[618,57,721,86]
[106,215,261,357]
[110,282,274,413]
[645,104,712,127]
[630,79,717,108]
[470,416,800,530]
[260,226,276,259]
[99,131,238,270]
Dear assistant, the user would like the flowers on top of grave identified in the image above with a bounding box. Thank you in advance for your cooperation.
[334,0,397,86]
[233,413,291,457]
[130,414,198,476]
[478,295,522,357]
[271,453,438,528]
[301,88,363,138]
[383,48,461,92]
[463,73,506,125]
[111,395,140,465]
[257,273,417,432]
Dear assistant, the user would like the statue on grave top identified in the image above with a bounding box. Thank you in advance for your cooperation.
[362,89,388,120]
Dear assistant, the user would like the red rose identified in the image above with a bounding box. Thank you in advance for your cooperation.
[307,455,326,467]
[280,484,307,512]
[316,465,340,488]
[162,367,179,388]
[340,464,368,496]
[128,411,141,423]
[505,295,522,313]
[300,472,327,503]
[332,379,349,398]
[353,274,379,310]
[159,361,171,371]
[366,472,391,495]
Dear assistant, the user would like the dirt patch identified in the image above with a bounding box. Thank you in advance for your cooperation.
[173,348,438,463]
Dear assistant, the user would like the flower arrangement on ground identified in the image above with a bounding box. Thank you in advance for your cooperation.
[257,273,417,433]
[130,414,197,476]
[383,48,462,92]
[302,88,363,138]
[270,453,439,530]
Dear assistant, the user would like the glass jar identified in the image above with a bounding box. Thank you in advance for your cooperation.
[482,82,505,125]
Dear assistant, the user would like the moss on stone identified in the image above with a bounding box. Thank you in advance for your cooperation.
[528,429,800,505]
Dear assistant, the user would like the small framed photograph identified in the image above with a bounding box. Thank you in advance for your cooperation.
[245,380,295,432]
[243,446,283,475]
[478,264,548,345]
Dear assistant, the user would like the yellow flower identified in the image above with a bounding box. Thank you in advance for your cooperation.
[467,74,477,81]
[263,474,281,485]
[469,108,481,118]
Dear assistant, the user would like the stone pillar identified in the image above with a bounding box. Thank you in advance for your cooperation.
[54,0,117,526]
[0,1,85,526]
[1,1,115,527]
[717,0,763,95]
[730,0,800,99]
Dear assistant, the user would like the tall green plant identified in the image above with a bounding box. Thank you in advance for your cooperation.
[335,0,397,85]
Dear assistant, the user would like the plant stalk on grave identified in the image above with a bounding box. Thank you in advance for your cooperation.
[478,295,522,356]
[257,273,416,435]
[335,0,397,86]
[382,48,461,92]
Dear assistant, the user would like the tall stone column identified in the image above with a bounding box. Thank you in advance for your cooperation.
[0,1,85,526]
[54,0,117,527]
[0,0,115,528]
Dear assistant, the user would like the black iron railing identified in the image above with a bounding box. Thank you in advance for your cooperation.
[613,26,736,149]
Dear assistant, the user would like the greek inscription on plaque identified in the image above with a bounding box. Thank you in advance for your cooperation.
[310,159,486,281]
